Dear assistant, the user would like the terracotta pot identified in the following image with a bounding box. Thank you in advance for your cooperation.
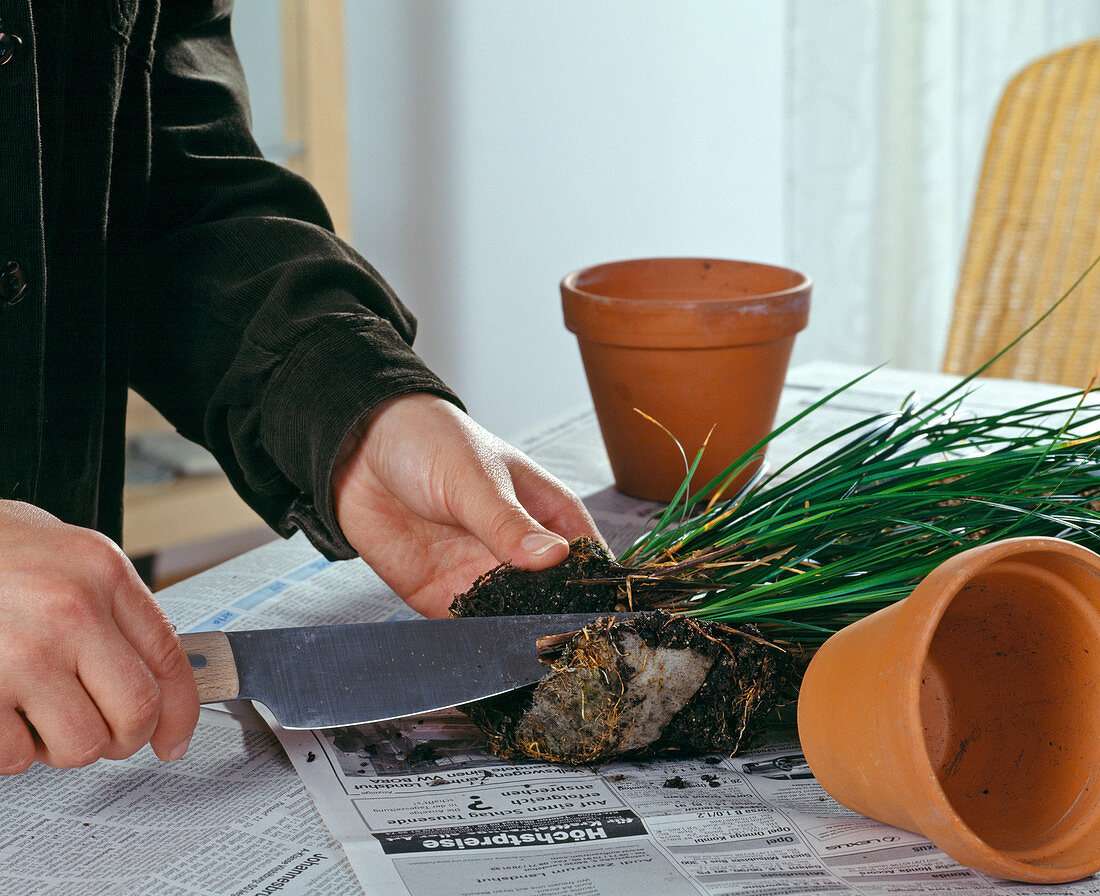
[797,536,1100,883]
[561,257,810,502]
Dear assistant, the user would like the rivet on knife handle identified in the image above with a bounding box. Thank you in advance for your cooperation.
[179,631,240,703]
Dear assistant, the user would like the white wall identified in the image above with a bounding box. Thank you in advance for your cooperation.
[239,3,1100,442]
[345,2,789,439]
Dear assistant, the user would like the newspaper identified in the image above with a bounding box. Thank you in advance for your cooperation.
[3,362,1096,895]
[265,363,1100,896]
[0,706,362,895]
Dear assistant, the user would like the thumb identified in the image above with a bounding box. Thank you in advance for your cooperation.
[513,529,571,570]
[448,469,570,570]
[480,502,571,570]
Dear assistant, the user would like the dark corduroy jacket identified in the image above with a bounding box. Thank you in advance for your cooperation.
[0,0,456,558]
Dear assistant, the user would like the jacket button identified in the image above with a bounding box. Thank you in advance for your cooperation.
[0,261,28,304]
[0,30,22,66]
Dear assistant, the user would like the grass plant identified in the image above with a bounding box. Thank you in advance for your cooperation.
[611,262,1100,649]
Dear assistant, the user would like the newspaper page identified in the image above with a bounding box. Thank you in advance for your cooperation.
[0,700,364,896]
[262,363,1100,896]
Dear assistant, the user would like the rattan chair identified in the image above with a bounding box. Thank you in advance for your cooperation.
[942,38,1100,387]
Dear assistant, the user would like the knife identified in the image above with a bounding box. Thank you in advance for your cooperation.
[178,613,621,729]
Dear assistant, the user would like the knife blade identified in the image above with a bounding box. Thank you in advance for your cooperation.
[178,613,623,729]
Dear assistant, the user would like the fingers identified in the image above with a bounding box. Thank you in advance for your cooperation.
[510,457,605,546]
[445,444,609,571]
[0,708,35,775]
[100,542,200,763]
[74,626,186,763]
[0,613,121,769]
[0,503,199,774]
[417,403,604,569]
[25,676,112,768]
[439,451,570,569]
[110,601,199,763]
[24,634,172,768]
[508,463,606,569]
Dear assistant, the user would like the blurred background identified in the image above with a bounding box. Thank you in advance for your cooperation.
[235,0,1100,441]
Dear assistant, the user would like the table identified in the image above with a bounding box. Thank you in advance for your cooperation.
[2,363,1095,896]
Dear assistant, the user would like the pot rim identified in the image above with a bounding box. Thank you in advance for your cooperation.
[894,535,1100,881]
[561,257,811,348]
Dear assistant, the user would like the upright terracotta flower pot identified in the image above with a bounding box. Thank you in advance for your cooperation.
[561,258,810,502]
[797,536,1100,883]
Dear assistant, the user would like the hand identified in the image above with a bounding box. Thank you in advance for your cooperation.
[0,501,199,774]
[332,393,604,617]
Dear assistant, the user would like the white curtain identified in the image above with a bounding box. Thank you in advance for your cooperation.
[786,1,1100,374]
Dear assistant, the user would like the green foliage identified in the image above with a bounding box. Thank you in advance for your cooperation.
[616,262,1100,648]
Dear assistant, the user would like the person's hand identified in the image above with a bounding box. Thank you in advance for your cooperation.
[0,501,199,774]
[332,393,604,617]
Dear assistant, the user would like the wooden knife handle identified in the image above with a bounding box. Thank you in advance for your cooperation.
[179,631,241,703]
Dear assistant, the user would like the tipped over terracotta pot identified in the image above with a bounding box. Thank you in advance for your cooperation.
[561,257,810,502]
[797,536,1100,883]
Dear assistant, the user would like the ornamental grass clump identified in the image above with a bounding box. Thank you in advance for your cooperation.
[614,366,1100,648]
[453,261,1100,763]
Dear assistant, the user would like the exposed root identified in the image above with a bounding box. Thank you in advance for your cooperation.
[453,544,791,765]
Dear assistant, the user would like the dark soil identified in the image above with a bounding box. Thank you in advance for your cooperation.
[452,535,631,617]
[450,537,791,764]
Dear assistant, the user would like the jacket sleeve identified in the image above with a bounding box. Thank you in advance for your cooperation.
[130,0,460,559]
